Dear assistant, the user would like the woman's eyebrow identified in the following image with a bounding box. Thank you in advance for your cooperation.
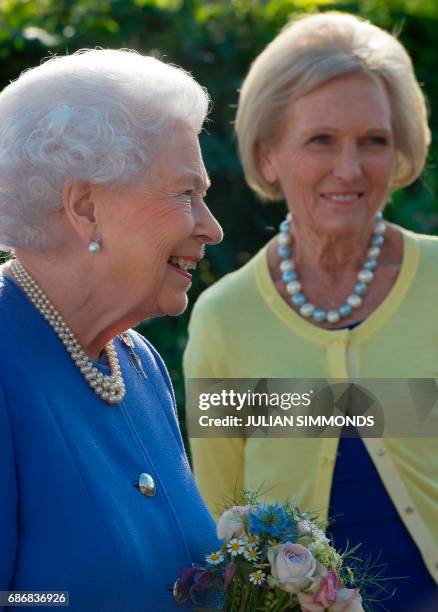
[173,171,211,191]
[300,125,392,135]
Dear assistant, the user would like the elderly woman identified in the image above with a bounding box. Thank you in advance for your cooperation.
[185,12,438,610]
[0,50,223,610]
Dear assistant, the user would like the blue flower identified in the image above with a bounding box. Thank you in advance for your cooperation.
[249,503,296,541]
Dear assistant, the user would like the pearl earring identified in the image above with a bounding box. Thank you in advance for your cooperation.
[88,240,101,254]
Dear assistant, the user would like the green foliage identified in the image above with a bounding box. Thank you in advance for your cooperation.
[0,0,436,449]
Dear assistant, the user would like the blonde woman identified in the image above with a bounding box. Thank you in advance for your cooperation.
[185,13,438,609]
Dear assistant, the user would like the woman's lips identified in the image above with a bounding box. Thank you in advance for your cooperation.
[167,254,201,281]
[167,261,192,280]
[320,192,364,204]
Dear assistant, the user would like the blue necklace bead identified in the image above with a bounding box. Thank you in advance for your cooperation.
[370,234,384,247]
[338,303,353,318]
[282,269,298,283]
[278,245,292,259]
[312,308,327,323]
[291,292,306,306]
[363,258,377,271]
[354,282,368,295]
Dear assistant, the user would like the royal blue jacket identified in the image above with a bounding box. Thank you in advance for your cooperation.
[0,272,218,611]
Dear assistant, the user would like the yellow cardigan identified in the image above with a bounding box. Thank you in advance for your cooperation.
[184,227,438,583]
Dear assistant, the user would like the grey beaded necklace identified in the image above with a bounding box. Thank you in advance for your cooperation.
[10,258,126,405]
[277,211,386,325]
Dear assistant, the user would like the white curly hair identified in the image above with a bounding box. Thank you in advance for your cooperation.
[0,49,209,251]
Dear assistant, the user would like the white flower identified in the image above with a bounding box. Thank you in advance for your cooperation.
[249,570,266,585]
[246,533,260,547]
[297,518,329,543]
[217,506,250,541]
[243,546,259,562]
[205,550,224,565]
[268,542,318,594]
[227,538,245,557]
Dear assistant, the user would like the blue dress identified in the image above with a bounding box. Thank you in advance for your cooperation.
[0,272,219,611]
[328,323,438,610]
[330,436,438,610]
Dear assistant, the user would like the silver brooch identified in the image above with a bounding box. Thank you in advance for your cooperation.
[119,332,148,380]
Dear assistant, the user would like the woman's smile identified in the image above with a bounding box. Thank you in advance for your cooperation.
[167,255,201,281]
[319,191,365,204]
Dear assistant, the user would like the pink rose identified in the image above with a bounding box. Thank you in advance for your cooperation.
[328,588,364,612]
[298,571,339,611]
[268,543,317,594]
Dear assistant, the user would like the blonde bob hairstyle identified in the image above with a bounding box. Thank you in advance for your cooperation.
[235,11,430,201]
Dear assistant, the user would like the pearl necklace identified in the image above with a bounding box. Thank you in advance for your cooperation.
[10,259,126,405]
[277,211,386,325]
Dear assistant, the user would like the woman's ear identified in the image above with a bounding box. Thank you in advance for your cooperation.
[256,142,279,184]
[62,181,98,244]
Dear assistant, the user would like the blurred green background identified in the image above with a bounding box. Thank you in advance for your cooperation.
[1,0,436,445]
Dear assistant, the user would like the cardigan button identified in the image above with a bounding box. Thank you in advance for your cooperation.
[404,506,414,515]
[319,455,334,465]
[376,447,385,456]
[138,473,156,497]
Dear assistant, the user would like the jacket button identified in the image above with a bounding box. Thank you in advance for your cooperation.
[173,578,189,603]
[137,473,156,497]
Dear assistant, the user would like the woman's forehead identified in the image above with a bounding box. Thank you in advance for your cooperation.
[285,74,392,134]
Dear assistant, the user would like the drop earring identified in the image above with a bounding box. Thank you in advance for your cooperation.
[88,239,101,254]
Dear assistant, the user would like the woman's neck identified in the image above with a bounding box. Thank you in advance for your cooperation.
[5,251,140,360]
[291,221,373,278]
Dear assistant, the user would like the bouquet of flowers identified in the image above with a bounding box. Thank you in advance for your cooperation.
[174,492,387,611]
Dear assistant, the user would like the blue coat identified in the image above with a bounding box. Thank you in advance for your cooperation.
[0,272,219,611]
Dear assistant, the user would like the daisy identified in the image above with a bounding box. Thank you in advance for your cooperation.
[205,551,224,565]
[247,533,260,546]
[249,570,266,585]
[243,547,259,562]
[227,538,245,557]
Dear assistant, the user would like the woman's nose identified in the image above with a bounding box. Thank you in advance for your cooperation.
[332,147,363,182]
[195,201,223,245]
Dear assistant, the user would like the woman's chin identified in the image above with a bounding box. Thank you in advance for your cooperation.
[312,210,373,236]
[314,196,381,231]
[158,294,189,318]
[323,220,366,236]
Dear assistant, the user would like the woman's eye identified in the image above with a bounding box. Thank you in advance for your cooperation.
[367,136,387,145]
[183,190,206,203]
[309,134,331,145]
